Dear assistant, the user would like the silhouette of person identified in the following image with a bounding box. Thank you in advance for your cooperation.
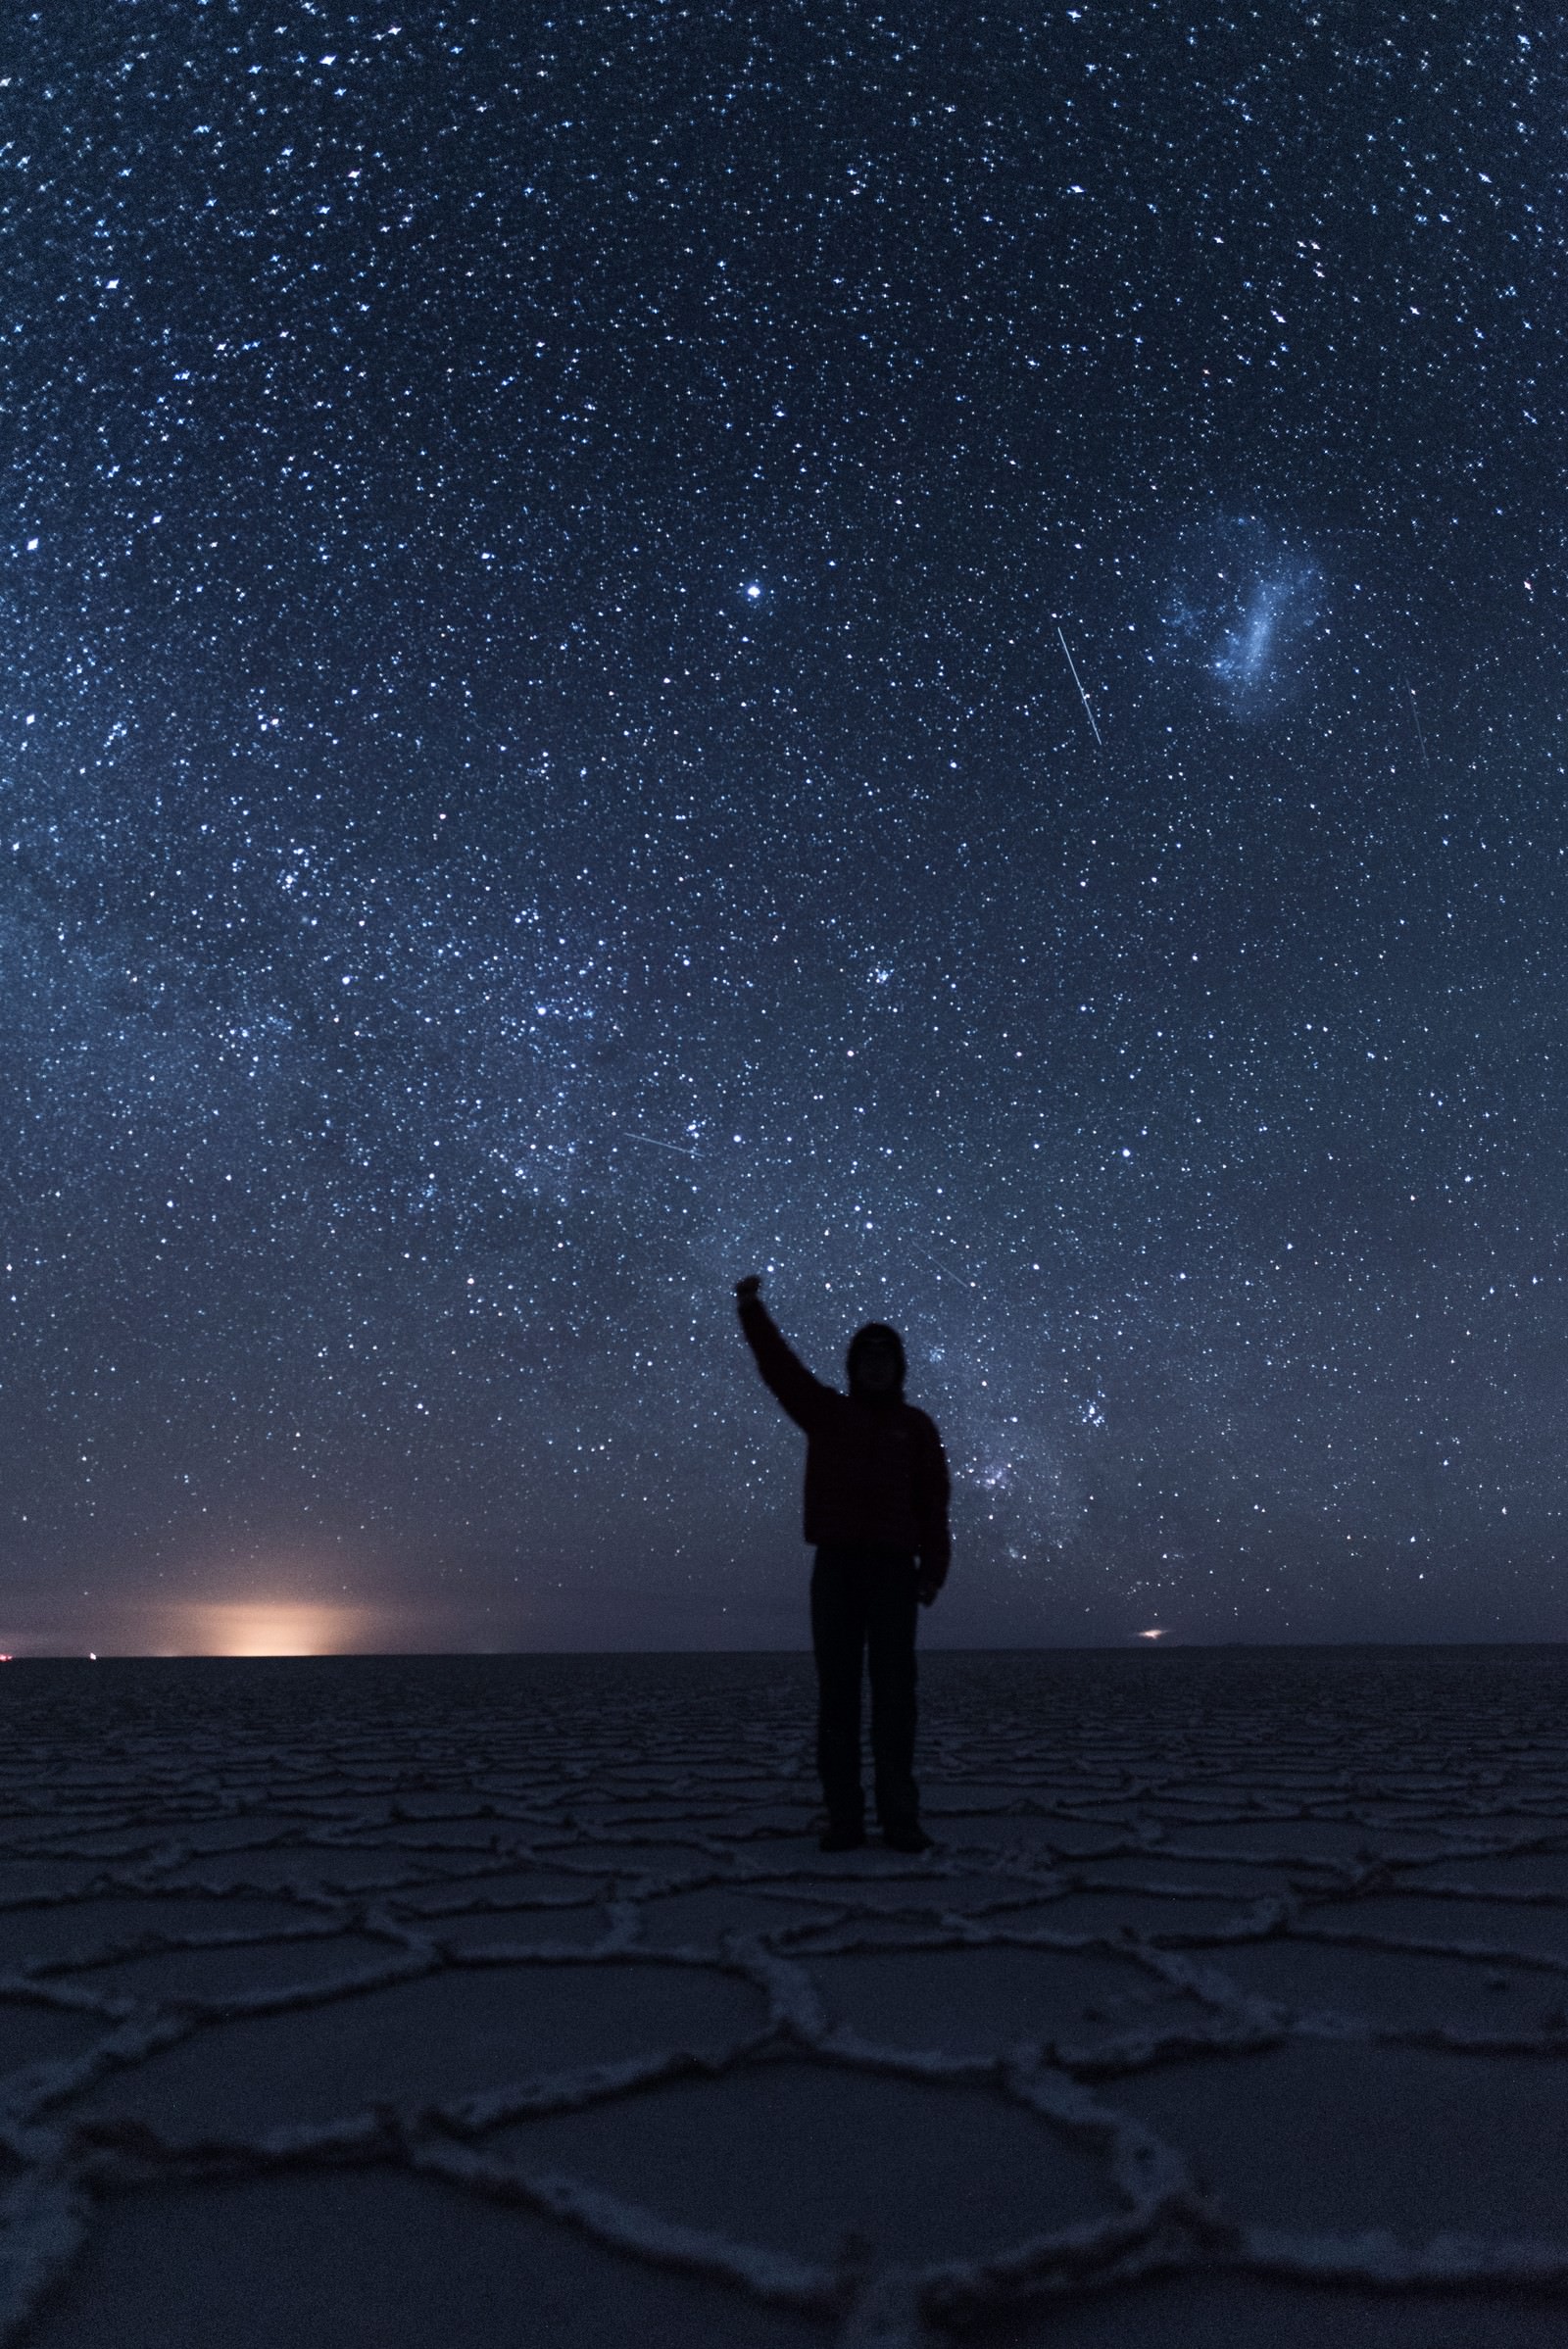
[734,1275,951,1853]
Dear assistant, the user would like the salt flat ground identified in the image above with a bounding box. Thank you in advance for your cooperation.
[1,1650,1567,2348]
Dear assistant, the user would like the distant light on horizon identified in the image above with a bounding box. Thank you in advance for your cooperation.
[162,1600,389,1657]
[1138,1628,1168,1641]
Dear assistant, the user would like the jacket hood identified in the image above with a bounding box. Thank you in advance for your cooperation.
[845,1320,906,1399]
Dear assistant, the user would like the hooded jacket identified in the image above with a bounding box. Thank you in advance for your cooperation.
[738,1297,952,1585]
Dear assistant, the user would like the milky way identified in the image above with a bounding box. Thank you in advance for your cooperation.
[0,8,1559,1650]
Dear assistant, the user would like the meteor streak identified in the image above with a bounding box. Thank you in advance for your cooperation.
[1056,625,1102,747]
[619,1128,699,1156]
[906,1237,980,1291]
[1406,684,1435,781]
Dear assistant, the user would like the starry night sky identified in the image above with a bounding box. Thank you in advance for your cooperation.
[1,5,1560,1654]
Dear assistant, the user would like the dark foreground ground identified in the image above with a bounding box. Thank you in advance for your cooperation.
[1,1646,1567,2347]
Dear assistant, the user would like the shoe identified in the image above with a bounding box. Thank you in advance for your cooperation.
[818,1822,867,1852]
[882,1821,933,1854]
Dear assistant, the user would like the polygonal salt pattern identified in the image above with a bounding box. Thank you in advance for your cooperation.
[1,1645,1567,2347]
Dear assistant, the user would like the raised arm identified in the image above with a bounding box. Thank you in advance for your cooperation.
[734,1278,833,1432]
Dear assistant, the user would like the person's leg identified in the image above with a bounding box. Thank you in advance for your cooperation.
[866,1553,920,1831]
[811,1546,869,1829]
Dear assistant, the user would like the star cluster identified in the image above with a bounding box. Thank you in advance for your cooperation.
[0,5,1560,1649]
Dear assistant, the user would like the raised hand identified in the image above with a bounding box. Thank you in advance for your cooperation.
[734,1274,762,1303]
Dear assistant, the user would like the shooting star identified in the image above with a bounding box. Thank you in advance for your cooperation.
[906,1237,980,1291]
[1406,684,1435,782]
[1056,625,1102,748]
[619,1127,699,1157]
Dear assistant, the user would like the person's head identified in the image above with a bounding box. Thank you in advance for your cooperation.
[846,1321,906,1399]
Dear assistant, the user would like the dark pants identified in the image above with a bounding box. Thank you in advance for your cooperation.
[810,1542,920,1831]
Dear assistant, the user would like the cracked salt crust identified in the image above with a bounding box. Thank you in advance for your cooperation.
[1,1646,1566,2347]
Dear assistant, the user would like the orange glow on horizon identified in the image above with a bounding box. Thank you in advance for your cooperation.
[162,1600,389,1657]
